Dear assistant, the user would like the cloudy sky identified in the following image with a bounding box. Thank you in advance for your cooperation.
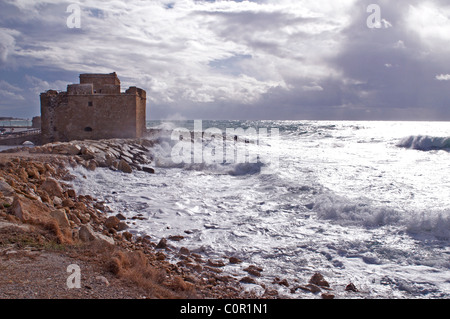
[1,0,450,120]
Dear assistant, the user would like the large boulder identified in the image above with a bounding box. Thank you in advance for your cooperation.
[50,209,71,229]
[118,159,132,174]
[79,224,114,245]
[40,178,64,198]
[53,143,81,155]
[104,216,120,230]
[11,195,52,223]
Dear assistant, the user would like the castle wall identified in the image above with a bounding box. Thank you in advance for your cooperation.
[126,87,147,138]
[80,73,121,94]
[40,90,68,144]
[40,73,146,144]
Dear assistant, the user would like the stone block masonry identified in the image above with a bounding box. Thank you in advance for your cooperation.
[40,72,146,144]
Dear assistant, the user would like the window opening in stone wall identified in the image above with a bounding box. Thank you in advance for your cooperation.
[84,127,93,132]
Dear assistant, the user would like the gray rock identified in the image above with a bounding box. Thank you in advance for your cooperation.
[79,224,114,245]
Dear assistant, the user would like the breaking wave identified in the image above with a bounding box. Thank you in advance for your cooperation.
[312,192,450,240]
[149,133,266,176]
[312,193,402,227]
[397,136,450,151]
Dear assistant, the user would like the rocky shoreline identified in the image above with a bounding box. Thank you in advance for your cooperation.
[0,138,350,299]
[0,138,247,299]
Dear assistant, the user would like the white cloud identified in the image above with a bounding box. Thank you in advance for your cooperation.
[25,75,67,94]
[2,0,358,107]
[436,74,450,81]
[0,28,19,64]
[0,80,25,101]
[394,40,406,49]
[406,2,450,50]
[302,83,324,92]
[0,80,22,92]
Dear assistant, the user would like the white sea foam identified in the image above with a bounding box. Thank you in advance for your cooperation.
[69,121,450,298]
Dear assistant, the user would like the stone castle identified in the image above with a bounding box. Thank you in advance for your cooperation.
[40,73,146,144]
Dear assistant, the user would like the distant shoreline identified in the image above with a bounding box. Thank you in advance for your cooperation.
[0,117,29,121]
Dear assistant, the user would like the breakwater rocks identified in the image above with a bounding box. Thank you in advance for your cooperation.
[27,138,156,174]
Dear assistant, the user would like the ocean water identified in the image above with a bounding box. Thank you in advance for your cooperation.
[70,120,450,298]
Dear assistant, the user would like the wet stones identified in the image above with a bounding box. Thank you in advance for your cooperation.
[104,216,120,230]
[309,272,330,288]
[168,235,184,242]
[272,277,289,287]
[142,166,155,174]
[240,276,257,284]
[345,282,358,292]
[207,259,226,268]
[229,257,242,264]
[156,238,168,249]
[118,159,132,174]
[244,265,263,277]
[31,138,156,175]
[297,283,322,294]
[122,231,133,241]
[290,272,336,299]
[179,247,190,256]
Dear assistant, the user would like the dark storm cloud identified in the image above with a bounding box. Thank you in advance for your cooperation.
[328,0,450,119]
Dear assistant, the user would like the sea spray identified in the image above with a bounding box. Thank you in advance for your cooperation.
[68,120,450,298]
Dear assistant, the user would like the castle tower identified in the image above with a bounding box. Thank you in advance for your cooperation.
[40,73,146,144]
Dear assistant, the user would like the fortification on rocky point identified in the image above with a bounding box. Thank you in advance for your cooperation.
[40,72,146,144]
